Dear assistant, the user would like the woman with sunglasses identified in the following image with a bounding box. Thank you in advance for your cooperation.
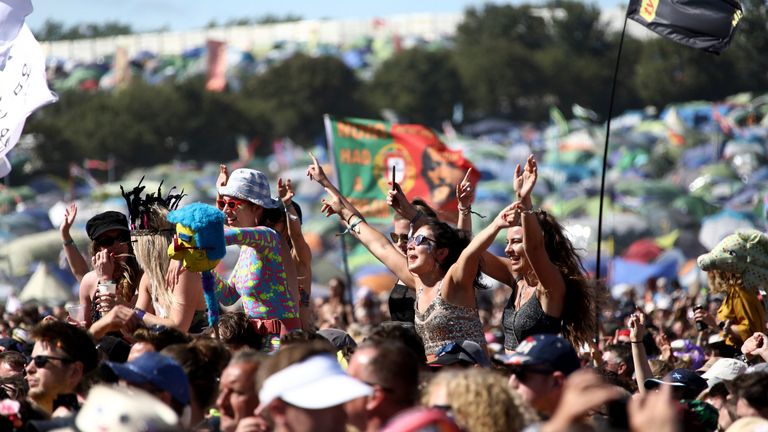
[213,166,301,351]
[463,155,596,352]
[76,211,142,329]
[307,159,486,358]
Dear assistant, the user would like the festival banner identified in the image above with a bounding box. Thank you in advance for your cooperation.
[0,23,58,178]
[627,0,743,54]
[205,39,227,92]
[324,115,480,224]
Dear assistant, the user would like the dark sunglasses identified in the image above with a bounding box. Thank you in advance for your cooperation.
[32,355,74,368]
[389,232,409,243]
[216,197,247,210]
[509,366,554,382]
[408,234,437,247]
[95,232,130,248]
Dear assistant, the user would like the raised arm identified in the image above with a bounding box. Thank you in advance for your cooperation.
[60,203,89,282]
[456,168,474,233]
[277,178,312,272]
[319,185,416,288]
[447,204,515,293]
[629,312,654,394]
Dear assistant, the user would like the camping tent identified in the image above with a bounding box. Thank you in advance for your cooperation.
[18,262,72,305]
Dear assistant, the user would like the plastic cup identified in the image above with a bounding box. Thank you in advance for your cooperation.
[98,283,117,295]
[66,304,84,321]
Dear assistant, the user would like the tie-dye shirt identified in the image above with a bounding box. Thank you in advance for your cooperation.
[213,227,297,320]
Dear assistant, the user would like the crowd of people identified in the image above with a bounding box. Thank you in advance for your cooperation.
[0,153,766,432]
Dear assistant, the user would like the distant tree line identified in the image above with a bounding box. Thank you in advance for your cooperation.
[23,0,768,179]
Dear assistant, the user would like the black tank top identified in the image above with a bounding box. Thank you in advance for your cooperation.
[388,282,416,323]
[503,289,562,351]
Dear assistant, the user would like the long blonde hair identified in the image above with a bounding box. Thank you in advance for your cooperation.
[132,205,175,315]
[423,369,539,432]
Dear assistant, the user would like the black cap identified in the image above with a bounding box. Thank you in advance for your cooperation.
[644,368,708,400]
[86,211,129,240]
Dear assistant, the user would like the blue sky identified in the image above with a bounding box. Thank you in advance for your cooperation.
[27,0,622,32]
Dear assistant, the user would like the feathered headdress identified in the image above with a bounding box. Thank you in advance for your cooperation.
[120,176,186,235]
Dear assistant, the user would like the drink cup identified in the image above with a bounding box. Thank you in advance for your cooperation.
[66,304,84,322]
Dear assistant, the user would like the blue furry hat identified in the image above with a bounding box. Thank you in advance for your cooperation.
[167,203,226,260]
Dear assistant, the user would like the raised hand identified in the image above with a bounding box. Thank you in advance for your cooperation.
[306,153,329,186]
[628,310,646,343]
[91,250,115,281]
[216,164,229,189]
[544,369,624,431]
[60,203,78,237]
[456,168,474,209]
[493,202,519,229]
[514,154,538,203]
[277,177,295,206]
[742,332,768,360]
[386,180,409,213]
[320,188,343,218]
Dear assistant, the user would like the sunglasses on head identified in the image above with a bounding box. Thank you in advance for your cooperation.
[389,232,409,243]
[216,197,248,210]
[32,354,74,368]
[408,234,437,247]
[95,232,130,248]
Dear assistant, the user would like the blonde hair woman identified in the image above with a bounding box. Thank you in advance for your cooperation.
[424,368,539,432]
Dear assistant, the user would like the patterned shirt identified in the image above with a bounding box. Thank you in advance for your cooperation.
[213,227,297,320]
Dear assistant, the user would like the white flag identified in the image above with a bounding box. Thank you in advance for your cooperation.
[0,23,58,177]
[0,0,32,70]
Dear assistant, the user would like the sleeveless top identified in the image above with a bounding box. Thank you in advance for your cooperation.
[151,295,208,334]
[414,281,486,356]
[388,282,416,323]
[503,286,562,351]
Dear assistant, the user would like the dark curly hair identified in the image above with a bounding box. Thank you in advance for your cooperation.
[531,209,597,349]
[421,218,485,289]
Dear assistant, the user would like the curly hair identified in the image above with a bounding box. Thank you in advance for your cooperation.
[532,209,597,349]
[423,369,538,432]
[706,269,742,294]
[131,205,175,315]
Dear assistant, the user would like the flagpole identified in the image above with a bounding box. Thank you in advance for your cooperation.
[323,115,355,317]
[595,13,629,339]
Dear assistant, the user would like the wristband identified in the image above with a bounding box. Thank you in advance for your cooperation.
[458,205,471,216]
[134,308,146,321]
[63,239,75,246]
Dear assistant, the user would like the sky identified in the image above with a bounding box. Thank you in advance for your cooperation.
[26,0,623,33]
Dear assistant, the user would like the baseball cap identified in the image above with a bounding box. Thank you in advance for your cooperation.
[494,334,580,376]
[317,328,357,352]
[217,169,280,209]
[86,211,130,240]
[75,384,178,432]
[102,352,190,406]
[701,358,747,386]
[257,353,372,412]
[429,340,490,368]
[644,368,708,399]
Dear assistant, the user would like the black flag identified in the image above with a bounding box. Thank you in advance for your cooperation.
[627,0,743,54]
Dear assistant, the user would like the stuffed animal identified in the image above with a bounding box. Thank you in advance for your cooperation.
[697,229,768,345]
[167,203,226,333]
[697,229,768,299]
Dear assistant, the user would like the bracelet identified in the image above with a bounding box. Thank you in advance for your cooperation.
[339,216,363,236]
[133,308,146,321]
[63,239,75,246]
[410,210,424,225]
[630,341,643,344]
[458,205,471,216]
[345,213,358,224]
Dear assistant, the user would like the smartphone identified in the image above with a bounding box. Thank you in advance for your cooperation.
[391,165,396,190]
